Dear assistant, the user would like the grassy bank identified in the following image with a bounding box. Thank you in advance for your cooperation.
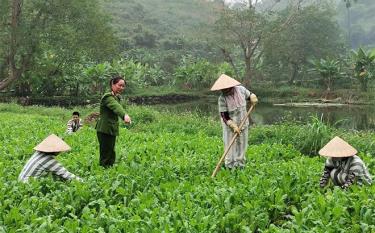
[251,83,375,105]
[132,83,375,105]
[0,103,374,232]
[2,83,375,107]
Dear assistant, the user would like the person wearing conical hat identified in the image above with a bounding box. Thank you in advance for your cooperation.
[18,134,83,182]
[319,136,372,189]
[211,74,258,169]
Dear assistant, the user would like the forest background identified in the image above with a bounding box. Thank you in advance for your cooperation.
[0,0,375,105]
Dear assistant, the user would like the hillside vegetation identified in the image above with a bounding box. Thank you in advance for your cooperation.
[336,0,375,48]
[105,0,221,69]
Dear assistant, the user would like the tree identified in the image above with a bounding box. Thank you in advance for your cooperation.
[262,4,344,84]
[310,58,342,93]
[173,56,234,89]
[343,0,358,48]
[350,47,375,92]
[0,0,118,91]
[213,0,300,84]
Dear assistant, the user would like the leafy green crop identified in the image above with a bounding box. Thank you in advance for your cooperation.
[0,103,374,232]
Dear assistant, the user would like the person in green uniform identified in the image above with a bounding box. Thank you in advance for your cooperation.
[96,76,132,167]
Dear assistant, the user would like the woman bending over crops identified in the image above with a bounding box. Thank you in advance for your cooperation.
[19,134,82,182]
[210,74,258,169]
[319,136,372,189]
[96,76,131,167]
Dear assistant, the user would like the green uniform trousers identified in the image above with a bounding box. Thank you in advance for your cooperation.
[97,132,116,167]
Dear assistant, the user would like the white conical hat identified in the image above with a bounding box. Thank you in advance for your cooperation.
[319,136,357,157]
[34,134,71,153]
[210,74,241,91]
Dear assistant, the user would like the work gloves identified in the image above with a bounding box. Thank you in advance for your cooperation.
[250,93,258,105]
[341,172,356,190]
[359,70,367,77]
[227,120,241,134]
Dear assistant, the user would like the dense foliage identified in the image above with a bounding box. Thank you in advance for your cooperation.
[106,0,221,72]
[262,5,344,85]
[1,103,375,232]
[0,0,118,93]
[1,0,375,98]
[336,0,375,48]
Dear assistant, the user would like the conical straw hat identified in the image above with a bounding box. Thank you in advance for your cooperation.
[210,74,241,91]
[34,134,71,153]
[318,136,357,157]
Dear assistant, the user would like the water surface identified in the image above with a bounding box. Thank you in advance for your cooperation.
[152,97,375,131]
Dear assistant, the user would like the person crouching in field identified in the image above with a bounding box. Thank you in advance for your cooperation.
[66,111,83,134]
[319,136,372,189]
[18,134,82,182]
[210,74,258,169]
[96,76,131,168]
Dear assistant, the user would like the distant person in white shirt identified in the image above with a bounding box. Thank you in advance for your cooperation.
[66,111,83,134]
[18,134,82,182]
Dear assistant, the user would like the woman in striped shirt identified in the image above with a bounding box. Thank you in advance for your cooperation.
[319,136,372,189]
[19,134,82,182]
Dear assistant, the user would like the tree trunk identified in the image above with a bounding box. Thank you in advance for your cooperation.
[241,42,252,84]
[0,56,9,81]
[0,0,23,91]
[360,79,367,92]
[10,0,23,78]
[242,39,260,85]
[75,82,79,97]
[288,63,299,84]
[244,55,252,85]
[327,77,332,92]
[346,6,352,48]
[220,47,240,79]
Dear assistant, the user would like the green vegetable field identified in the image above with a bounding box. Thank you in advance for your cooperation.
[0,103,374,232]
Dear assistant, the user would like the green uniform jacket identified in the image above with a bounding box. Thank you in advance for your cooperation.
[96,93,126,136]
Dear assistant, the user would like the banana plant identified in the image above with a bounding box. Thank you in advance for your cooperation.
[84,62,112,95]
[351,47,375,92]
[309,58,342,92]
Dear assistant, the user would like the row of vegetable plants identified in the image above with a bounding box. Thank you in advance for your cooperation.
[0,103,374,232]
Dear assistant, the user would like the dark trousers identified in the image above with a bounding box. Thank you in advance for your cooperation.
[97,132,116,167]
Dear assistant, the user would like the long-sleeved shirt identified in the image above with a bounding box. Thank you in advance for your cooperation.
[66,119,83,134]
[218,86,252,169]
[18,151,82,182]
[96,92,126,136]
[219,86,251,125]
[320,155,372,187]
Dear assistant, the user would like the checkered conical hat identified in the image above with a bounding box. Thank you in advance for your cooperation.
[34,134,71,153]
[319,136,357,157]
[210,74,241,91]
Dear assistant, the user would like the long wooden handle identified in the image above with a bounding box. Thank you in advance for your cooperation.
[211,105,255,178]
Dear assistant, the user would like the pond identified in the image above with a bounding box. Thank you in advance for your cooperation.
[151,96,375,131]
